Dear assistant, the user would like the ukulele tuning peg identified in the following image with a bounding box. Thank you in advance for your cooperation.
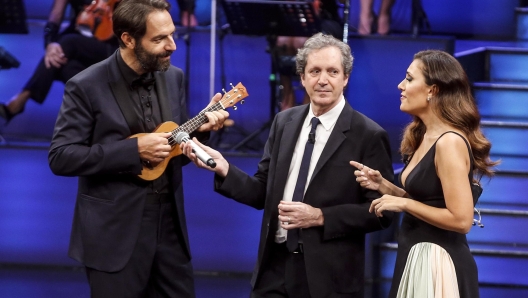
[222,88,227,94]
[230,83,235,89]
[233,106,238,111]
[241,100,245,104]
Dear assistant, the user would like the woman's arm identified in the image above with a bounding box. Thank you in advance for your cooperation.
[415,133,474,233]
[44,0,69,48]
[48,0,69,24]
[369,134,475,234]
[350,160,408,197]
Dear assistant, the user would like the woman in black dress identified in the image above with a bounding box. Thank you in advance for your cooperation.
[351,50,498,297]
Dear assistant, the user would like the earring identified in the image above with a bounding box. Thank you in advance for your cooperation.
[473,208,484,228]
[427,97,431,102]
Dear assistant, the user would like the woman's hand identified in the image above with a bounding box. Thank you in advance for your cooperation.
[349,160,383,191]
[44,42,67,68]
[369,195,408,217]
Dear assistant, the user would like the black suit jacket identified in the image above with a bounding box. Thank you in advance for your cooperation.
[49,50,192,272]
[215,102,394,297]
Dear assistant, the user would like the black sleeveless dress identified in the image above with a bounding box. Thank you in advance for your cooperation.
[389,132,480,298]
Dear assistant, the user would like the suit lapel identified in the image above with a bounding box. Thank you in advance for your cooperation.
[310,102,353,183]
[272,106,309,199]
[107,51,141,135]
[107,50,175,134]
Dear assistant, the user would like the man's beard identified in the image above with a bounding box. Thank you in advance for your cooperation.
[134,42,173,72]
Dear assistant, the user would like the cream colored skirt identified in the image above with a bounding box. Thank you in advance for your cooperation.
[396,242,460,298]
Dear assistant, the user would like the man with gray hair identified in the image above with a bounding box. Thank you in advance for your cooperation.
[182,33,394,298]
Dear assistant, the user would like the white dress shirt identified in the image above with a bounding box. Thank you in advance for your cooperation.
[275,96,346,243]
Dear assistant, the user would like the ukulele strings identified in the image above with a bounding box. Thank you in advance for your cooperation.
[167,101,225,146]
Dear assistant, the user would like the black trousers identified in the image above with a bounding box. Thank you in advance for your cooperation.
[24,34,117,104]
[85,201,195,298]
[251,242,311,298]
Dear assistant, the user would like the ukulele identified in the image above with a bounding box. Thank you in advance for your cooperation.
[129,82,249,181]
[76,0,120,41]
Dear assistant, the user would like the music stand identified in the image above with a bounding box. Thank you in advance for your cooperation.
[411,0,431,37]
[0,0,28,34]
[222,0,320,151]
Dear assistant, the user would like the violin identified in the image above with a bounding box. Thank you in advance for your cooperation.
[76,0,120,41]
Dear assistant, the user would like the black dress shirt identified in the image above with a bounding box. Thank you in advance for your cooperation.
[116,52,170,194]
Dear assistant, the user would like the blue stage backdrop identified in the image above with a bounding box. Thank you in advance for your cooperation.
[0,0,521,274]
[24,0,519,39]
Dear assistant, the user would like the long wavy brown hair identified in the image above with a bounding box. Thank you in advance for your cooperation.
[400,50,498,180]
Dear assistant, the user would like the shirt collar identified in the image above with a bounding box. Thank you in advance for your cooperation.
[116,50,154,89]
[307,95,346,131]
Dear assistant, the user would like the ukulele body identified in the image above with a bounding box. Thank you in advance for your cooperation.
[129,121,182,181]
[128,82,248,181]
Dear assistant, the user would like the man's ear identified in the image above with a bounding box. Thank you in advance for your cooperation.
[121,32,135,49]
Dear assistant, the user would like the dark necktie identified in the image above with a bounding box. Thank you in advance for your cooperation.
[287,117,320,252]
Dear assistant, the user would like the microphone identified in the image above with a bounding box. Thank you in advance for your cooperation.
[175,132,216,168]
[472,208,484,228]
[308,132,315,144]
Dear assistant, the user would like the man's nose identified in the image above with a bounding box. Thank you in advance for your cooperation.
[166,36,177,51]
[318,73,328,84]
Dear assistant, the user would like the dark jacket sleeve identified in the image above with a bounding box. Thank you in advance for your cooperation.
[49,73,143,177]
[213,112,279,210]
[321,128,394,240]
[214,163,267,210]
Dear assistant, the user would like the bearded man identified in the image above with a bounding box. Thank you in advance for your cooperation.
[48,0,229,297]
